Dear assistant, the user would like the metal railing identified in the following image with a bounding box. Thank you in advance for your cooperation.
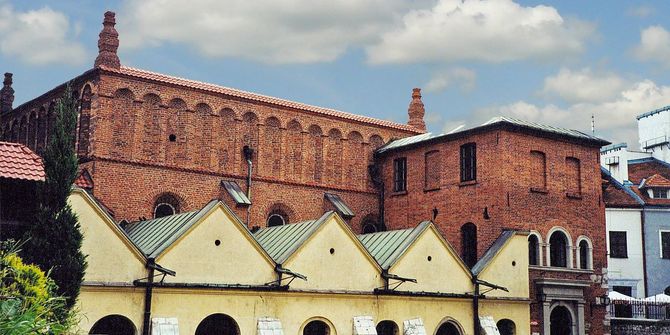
[608,300,670,320]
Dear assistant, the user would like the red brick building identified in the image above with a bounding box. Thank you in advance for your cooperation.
[0,11,611,335]
[375,117,610,334]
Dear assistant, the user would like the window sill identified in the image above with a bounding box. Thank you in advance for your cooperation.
[530,187,548,194]
[529,265,594,274]
[610,256,628,259]
[459,180,477,187]
[566,192,582,199]
[423,187,440,193]
[390,190,408,197]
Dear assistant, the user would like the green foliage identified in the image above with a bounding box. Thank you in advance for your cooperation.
[0,241,73,334]
[21,84,87,312]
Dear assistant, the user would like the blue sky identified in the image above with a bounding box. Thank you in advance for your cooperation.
[2,0,670,147]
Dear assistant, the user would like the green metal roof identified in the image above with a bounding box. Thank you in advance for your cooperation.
[254,212,333,264]
[124,200,219,258]
[471,230,517,275]
[357,221,430,269]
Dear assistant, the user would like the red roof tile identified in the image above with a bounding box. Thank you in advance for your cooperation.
[100,65,422,134]
[0,141,45,181]
[641,173,670,188]
[74,168,94,189]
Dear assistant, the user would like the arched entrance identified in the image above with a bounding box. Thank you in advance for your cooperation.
[195,313,240,335]
[496,319,515,335]
[550,306,572,335]
[89,315,136,335]
[376,320,399,335]
[435,321,462,335]
[303,320,330,335]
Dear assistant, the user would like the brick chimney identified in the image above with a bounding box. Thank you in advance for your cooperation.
[407,88,426,132]
[94,11,120,69]
[0,73,14,114]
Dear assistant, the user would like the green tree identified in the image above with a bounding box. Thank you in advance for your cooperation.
[21,85,87,312]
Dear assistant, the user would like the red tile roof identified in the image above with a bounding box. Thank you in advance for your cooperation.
[641,173,670,188]
[74,168,94,189]
[99,65,422,133]
[0,141,45,181]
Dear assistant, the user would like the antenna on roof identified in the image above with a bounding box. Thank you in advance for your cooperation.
[591,113,595,135]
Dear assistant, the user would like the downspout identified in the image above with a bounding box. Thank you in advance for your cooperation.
[473,276,480,335]
[142,258,155,335]
[243,146,254,227]
[369,160,385,230]
[641,207,649,297]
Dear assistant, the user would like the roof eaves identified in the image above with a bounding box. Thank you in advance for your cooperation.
[274,211,334,264]
[382,221,432,269]
[149,199,220,259]
[637,105,670,120]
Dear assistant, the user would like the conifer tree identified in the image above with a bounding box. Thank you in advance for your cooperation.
[22,85,87,311]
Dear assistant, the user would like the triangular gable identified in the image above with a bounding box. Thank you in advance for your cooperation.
[155,201,276,285]
[280,212,383,291]
[389,223,473,294]
[358,222,429,270]
[69,188,146,283]
[472,231,529,298]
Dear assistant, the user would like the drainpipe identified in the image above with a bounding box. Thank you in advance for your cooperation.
[243,146,254,227]
[472,275,480,335]
[142,258,156,335]
[641,207,649,297]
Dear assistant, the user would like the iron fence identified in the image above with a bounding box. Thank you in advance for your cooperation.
[609,300,670,320]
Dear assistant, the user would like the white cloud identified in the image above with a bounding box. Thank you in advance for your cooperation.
[541,67,627,103]
[424,67,476,93]
[634,25,670,68]
[627,5,653,18]
[366,0,595,64]
[470,80,670,146]
[0,3,86,65]
[119,0,432,64]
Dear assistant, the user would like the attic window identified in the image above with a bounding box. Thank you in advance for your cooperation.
[653,189,669,199]
[154,203,176,218]
[267,213,286,227]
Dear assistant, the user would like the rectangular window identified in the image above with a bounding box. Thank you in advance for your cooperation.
[531,150,547,190]
[393,157,407,192]
[424,150,440,190]
[460,143,476,182]
[661,231,670,259]
[613,286,633,318]
[609,231,628,258]
[653,189,668,199]
[566,157,582,195]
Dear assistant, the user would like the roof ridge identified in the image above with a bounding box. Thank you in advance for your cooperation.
[99,65,420,133]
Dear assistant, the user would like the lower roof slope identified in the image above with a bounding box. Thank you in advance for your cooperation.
[0,141,45,181]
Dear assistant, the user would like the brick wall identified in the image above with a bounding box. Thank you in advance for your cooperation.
[611,319,670,335]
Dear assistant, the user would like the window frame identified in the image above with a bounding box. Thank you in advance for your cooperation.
[653,189,669,199]
[460,143,477,183]
[530,150,547,191]
[528,234,540,266]
[393,157,407,192]
[660,230,670,259]
[609,231,628,259]
[549,231,569,268]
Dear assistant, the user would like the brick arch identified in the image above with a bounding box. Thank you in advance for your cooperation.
[265,202,295,226]
[241,111,259,174]
[18,115,28,145]
[140,93,163,162]
[264,116,282,176]
[76,84,94,157]
[218,108,237,173]
[346,131,364,189]
[360,213,382,234]
[27,110,37,150]
[151,191,187,218]
[286,120,303,181]
[307,124,324,183]
[165,98,188,166]
[194,103,214,168]
[326,128,343,185]
[110,88,136,159]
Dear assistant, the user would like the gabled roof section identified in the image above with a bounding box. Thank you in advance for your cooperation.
[254,213,331,264]
[324,193,355,219]
[640,174,670,189]
[472,230,517,276]
[74,168,94,189]
[357,221,430,269]
[0,141,45,181]
[221,180,251,206]
[376,116,609,155]
[98,65,420,133]
[601,167,644,207]
[124,200,219,258]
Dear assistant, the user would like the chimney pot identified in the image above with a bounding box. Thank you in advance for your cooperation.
[1,72,14,114]
[407,88,426,132]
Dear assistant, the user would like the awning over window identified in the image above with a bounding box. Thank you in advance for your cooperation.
[324,193,354,219]
[221,180,251,206]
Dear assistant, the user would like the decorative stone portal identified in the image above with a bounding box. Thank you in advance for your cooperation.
[536,279,590,335]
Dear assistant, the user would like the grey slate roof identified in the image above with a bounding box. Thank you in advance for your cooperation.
[471,230,516,275]
[324,193,355,218]
[254,212,333,264]
[357,221,431,269]
[124,200,219,258]
[376,116,609,154]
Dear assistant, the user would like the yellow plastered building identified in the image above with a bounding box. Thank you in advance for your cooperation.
[70,188,530,335]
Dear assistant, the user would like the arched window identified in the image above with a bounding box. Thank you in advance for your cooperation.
[578,239,591,270]
[496,319,516,335]
[461,223,477,268]
[267,213,286,227]
[436,321,462,335]
[303,320,330,335]
[549,231,569,267]
[195,314,239,335]
[550,306,572,335]
[153,193,181,219]
[89,314,136,335]
[528,234,540,266]
[376,320,398,335]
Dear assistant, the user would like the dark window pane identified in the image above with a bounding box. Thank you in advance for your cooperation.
[393,157,407,192]
[612,286,633,317]
[461,223,477,268]
[609,231,628,258]
[662,232,670,259]
[528,235,539,266]
[460,143,476,182]
[550,232,567,267]
[579,240,589,269]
